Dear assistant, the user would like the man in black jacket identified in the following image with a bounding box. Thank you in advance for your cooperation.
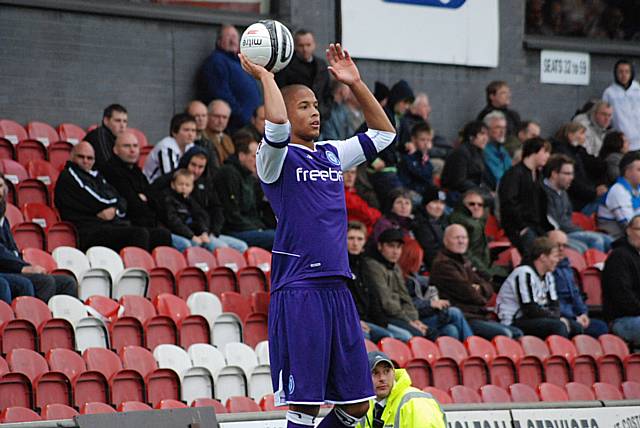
[85,104,128,173]
[476,80,521,137]
[55,142,160,252]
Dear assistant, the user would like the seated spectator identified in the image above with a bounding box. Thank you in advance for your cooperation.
[477,80,522,138]
[483,110,512,190]
[547,230,608,338]
[202,99,235,168]
[239,105,265,142]
[573,100,614,156]
[602,215,640,348]
[499,137,553,255]
[398,123,436,196]
[598,151,640,238]
[101,131,172,246]
[552,122,608,213]
[216,134,275,250]
[543,154,612,253]
[441,121,491,206]
[187,100,220,174]
[430,225,522,339]
[371,189,415,246]
[449,189,508,285]
[55,142,165,252]
[599,131,629,185]
[413,187,448,271]
[0,176,77,302]
[85,104,128,173]
[497,237,577,339]
[510,120,541,160]
[322,81,363,141]
[143,113,196,183]
[346,221,400,342]
[344,167,381,236]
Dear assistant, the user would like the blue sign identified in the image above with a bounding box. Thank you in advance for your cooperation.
[383,0,466,8]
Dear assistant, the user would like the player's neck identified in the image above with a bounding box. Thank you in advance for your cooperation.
[291,135,315,150]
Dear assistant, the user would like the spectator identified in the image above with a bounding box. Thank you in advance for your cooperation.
[344,168,381,236]
[476,80,521,137]
[573,100,613,156]
[275,29,332,121]
[511,120,541,160]
[543,154,613,253]
[397,93,430,147]
[371,189,415,246]
[603,59,640,151]
[85,104,128,173]
[186,100,218,167]
[374,81,390,108]
[441,121,491,206]
[322,81,363,141]
[552,122,607,213]
[602,214,640,347]
[430,224,522,339]
[499,137,553,255]
[360,351,447,428]
[198,24,261,131]
[547,230,609,338]
[362,228,431,339]
[449,189,509,285]
[497,237,577,338]
[0,175,75,303]
[202,99,235,168]
[55,142,163,252]
[239,105,265,142]
[216,134,275,249]
[413,187,447,271]
[599,131,629,185]
[101,131,172,245]
[143,113,196,183]
[483,110,512,190]
[346,221,400,343]
[398,123,436,196]
[597,151,640,238]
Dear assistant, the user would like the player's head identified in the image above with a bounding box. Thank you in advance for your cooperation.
[347,221,367,255]
[171,168,195,198]
[282,84,320,142]
[368,352,395,401]
[377,228,404,264]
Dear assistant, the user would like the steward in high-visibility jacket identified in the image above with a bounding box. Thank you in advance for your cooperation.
[359,352,446,428]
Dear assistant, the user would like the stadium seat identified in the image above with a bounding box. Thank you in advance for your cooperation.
[154,345,214,406]
[520,335,570,387]
[57,123,86,145]
[571,212,596,231]
[221,291,252,322]
[244,246,272,274]
[16,179,49,207]
[152,246,207,299]
[225,396,260,413]
[0,372,32,410]
[592,382,623,400]
[622,381,640,399]
[85,295,121,322]
[565,382,595,401]
[258,393,281,411]
[574,334,624,387]
[87,246,149,299]
[408,337,439,364]
[212,312,243,349]
[22,247,57,273]
[564,247,587,272]
[185,246,218,273]
[244,312,268,348]
[405,358,431,390]
[80,402,117,414]
[422,387,452,404]
[192,397,227,413]
[11,221,45,251]
[208,267,238,297]
[0,159,29,184]
[0,138,14,161]
[129,128,149,148]
[46,221,79,251]
[584,249,607,267]
[215,248,267,296]
[0,406,42,423]
[118,401,153,412]
[145,316,178,351]
[494,246,521,268]
[83,347,145,406]
[479,384,511,403]
[27,159,59,186]
[538,382,569,402]
[250,291,269,316]
[465,335,516,389]
[156,398,188,409]
[0,119,27,144]
[154,293,210,349]
[121,246,176,298]
[547,334,597,386]
[109,315,144,351]
[48,295,110,352]
[16,140,47,165]
[5,202,23,226]
[255,341,270,365]
[26,121,59,147]
[494,336,544,389]
[186,291,223,327]
[47,141,73,171]
[0,305,37,355]
[12,295,75,353]
[430,351,461,392]
[188,343,227,377]
[580,268,602,306]
[41,403,79,420]
[509,383,540,402]
[378,337,412,368]
[222,343,271,400]
[53,246,112,299]
[215,366,247,403]
[438,336,489,389]
[449,385,482,403]
[115,296,159,349]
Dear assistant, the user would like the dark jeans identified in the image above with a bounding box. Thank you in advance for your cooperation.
[23,273,77,303]
[388,317,434,340]
[80,225,168,252]
[468,318,523,339]
[0,275,17,303]
[229,229,276,250]
[512,317,573,338]
[1,273,35,303]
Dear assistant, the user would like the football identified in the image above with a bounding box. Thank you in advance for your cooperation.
[240,20,294,73]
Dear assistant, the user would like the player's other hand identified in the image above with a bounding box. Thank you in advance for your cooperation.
[238,53,272,80]
[326,43,361,86]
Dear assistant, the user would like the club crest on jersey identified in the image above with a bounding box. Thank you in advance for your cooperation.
[288,375,295,395]
[325,150,340,166]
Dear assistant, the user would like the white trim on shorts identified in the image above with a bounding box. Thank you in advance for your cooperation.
[325,395,376,405]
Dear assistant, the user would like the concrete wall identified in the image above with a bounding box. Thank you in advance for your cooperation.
[0,0,638,144]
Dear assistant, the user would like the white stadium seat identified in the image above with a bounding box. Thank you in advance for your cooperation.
[153,344,213,404]
[186,292,222,327]
[187,343,226,378]
[215,365,246,403]
[53,246,112,300]
[86,246,148,299]
[212,313,242,349]
[255,340,270,365]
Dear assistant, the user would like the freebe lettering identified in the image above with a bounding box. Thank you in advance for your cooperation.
[295,167,343,182]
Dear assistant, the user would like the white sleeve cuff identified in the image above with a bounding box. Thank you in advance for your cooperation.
[265,120,291,143]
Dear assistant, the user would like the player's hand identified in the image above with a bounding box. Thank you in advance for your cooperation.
[238,53,272,80]
[326,43,361,86]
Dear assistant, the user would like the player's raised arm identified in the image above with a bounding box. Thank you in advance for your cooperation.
[326,43,394,133]
[239,53,288,125]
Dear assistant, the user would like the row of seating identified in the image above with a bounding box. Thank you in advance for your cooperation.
[366,334,639,391]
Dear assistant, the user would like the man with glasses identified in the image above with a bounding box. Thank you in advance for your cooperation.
[574,100,614,156]
[202,99,235,168]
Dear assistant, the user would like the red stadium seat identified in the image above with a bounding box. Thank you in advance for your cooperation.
[250,291,270,315]
[422,386,452,404]
[26,121,59,147]
[185,246,218,272]
[408,337,440,364]
[495,246,521,268]
[48,141,73,171]
[492,336,544,387]
[584,249,607,267]
[156,399,188,409]
[80,402,116,414]
[5,202,24,226]
[547,335,597,386]
[509,383,540,402]
[154,294,209,349]
[119,295,176,350]
[0,309,37,355]
[22,202,58,229]
[41,403,79,420]
[244,246,272,273]
[244,312,268,348]
[0,159,29,183]
[564,247,587,272]
[571,212,596,231]
[485,214,506,241]
[83,347,145,406]
[208,268,238,297]
[622,381,640,399]
[153,246,206,299]
[479,384,511,403]
[378,337,412,368]
[13,296,75,353]
[0,119,28,144]
[57,123,86,144]
[521,335,570,387]
[16,140,47,165]
[11,221,45,251]
[600,334,640,383]
[192,397,227,413]
[128,128,149,148]
[565,382,595,401]
[46,222,79,251]
[574,334,624,387]
[364,339,379,353]
[214,247,247,272]
[16,179,49,207]
[538,382,569,402]
[449,385,481,404]
[216,248,267,296]
[22,248,57,273]
[438,336,489,389]
[580,268,602,306]
[405,358,431,389]
[121,246,176,298]
[225,396,261,413]
[110,316,145,351]
[0,372,32,410]
[221,291,252,322]
[85,295,121,322]
[119,295,156,324]
[258,394,280,411]
[436,336,468,364]
[465,336,516,388]
[46,348,85,381]
[118,401,153,412]
[1,406,42,423]
[0,137,15,160]
[593,382,623,400]
[47,348,109,408]
[27,159,59,185]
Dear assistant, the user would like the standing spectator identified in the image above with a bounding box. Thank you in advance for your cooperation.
[202,99,235,168]
[344,168,381,236]
[476,80,521,137]
[547,230,608,338]
[497,237,576,339]
[603,60,640,150]
[430,225,522,339]
[510,120,541,160]
[216,134,275,249]
[602,215,640,347]
[198,24,261,132]
[322,82,363,141]
[597,151,640,238]
[398,123,435,196]
[499,137,553,255]
[543,154,613,253]
[143,113,196,183]
[483,110,512,190]
[573,100,614,156]
[85,104,128,173]
[413,187,447,271]
[599,131,629,185]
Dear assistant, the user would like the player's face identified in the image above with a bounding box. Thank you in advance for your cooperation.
[391,196,412,218]
[372,363,395,400]
[294,33,316,62]
[173,122,197,149]
[104,111,128,135]
[286,88,320,142]
[378,242,403,264]
[114,133,140,164]
[187,155,207,180]
[171,175,194,198]
[347,230,366,255]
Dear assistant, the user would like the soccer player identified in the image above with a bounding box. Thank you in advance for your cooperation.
[239,44,396,428]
